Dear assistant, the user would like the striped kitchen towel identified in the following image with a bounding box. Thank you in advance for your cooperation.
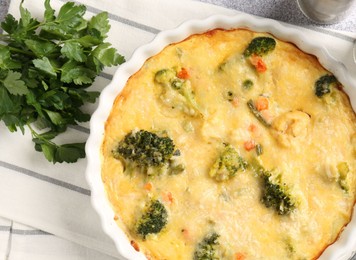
[0,0,355,259]
[0,216,120,260]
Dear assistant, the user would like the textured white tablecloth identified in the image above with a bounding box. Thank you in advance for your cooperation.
[0,0,355,259]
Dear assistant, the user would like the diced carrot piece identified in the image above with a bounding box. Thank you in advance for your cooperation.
[255,96,269,111]
[235,252,245,260]
[130,240,140,252]
[248,123,257,132]
[177,68,190,79]
[162,191,174,204]
[181,228,190,240]
[250,55,267,73]
[231,97,239,107]
[144,182,153,191]
[248,123,261,138]
[260,109,273,124]
[256,59,267,73]
[244,140,256,151]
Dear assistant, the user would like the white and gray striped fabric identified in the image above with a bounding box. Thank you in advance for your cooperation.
[0,0,355,259]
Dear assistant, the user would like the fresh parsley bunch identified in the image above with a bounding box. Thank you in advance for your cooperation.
[0,0,124,163]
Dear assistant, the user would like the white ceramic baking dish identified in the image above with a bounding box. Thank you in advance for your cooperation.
[85,13,356,260]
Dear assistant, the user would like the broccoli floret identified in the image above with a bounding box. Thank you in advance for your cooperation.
[337,162,349,192]
[136,199,168,239]
[314,74,338,98]
[209,144,247,182]
[261,173,296,215]
[113,129,184,175]
[194,232,220,260]
[154,68,176,87]
[115,129,174,167]
[155,68,201,116]
[249,158,266,177]
[251,159,296,215]
[243,37,276,57]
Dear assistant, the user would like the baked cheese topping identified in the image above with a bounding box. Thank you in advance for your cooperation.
[101,29,356,260]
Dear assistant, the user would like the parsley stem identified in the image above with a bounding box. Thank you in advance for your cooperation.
[27,123,57,147]
[27,22,46,32]
[27,123,40,138]
[9,46,34,56]
[0,44,35,56]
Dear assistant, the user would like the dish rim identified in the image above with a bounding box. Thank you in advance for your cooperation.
[85,13,356,260]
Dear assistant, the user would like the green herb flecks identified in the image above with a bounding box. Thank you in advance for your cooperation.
[0,0,125,163]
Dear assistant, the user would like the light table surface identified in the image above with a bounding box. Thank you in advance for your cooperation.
[0,0,355,259]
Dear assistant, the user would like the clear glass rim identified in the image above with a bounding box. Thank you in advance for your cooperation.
[296,0,355,24]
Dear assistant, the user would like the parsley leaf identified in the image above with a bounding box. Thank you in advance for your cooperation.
[24,39,58,57]
[33,57,57,77]
[1,14,18,34]
[0,46,22,69]
[89,12,110,38]
[0,0,125,163]
[19,1,32,28]
[44,0,55,22]
[44,109,67,126]
[61,42,87,62]
[55,143,86,163]
[60,60,96,85]
[56,2,86,25]
[92,43,125,66]
[2,70,29,95]
[0,87,22,116]
[33,135,85,164]
[0,87,23,132]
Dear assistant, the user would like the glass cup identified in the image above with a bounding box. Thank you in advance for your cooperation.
[297,0,356,24]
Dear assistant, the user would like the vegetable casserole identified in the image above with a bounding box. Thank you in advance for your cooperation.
[101,29,356,260]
